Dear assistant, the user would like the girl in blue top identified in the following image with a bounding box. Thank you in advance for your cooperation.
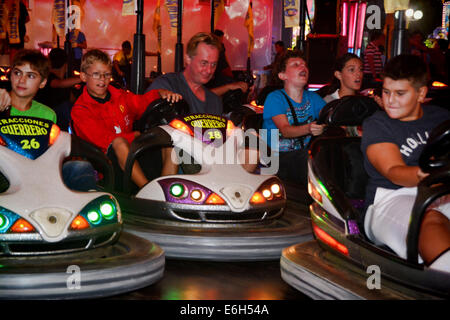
[262,50,326,185]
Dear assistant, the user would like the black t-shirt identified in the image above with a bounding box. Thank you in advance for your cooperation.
[361,105,450,208]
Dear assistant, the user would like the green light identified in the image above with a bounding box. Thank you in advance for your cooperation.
[317,179,332,201]
[170,183,185,198]
[0,214,7,231]
[87,211,101,224]
[100,202,115,220]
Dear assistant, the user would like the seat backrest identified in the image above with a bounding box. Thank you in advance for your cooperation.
[312,137,368,200]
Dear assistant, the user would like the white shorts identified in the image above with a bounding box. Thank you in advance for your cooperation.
[364,187,450,260]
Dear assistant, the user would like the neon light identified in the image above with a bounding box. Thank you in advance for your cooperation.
[348,2,358,51]
[169,119,193,136]
[49,124,60,146]
[100,202,115,220]
[87,211,101,225]
[270,183,281,194]
[432,81,448,88]
[170,183,185,198]
[355,2,367,53]
[70,215,90,230]
[250,192,266,204]
[0,214,8,232]
[10,218,35,233]
[205,193,226,205]
[342,1,348,36]
[313,222,349,256]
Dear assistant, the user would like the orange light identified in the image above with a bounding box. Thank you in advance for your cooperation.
[49,124,60,146]
[70,215,90,230]
[312,222,349,256]
[226,120,235,131]
[432,81,447,88]
[205,193,226,205]
[0,136,6,146]
[250,192,266,204]
[10,218,35,233]
[169,119,193,136]
[73,70,80,76]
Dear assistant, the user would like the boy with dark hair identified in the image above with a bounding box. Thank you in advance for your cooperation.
[0,49,96,191]
[71,49,181,188]
[362,54,450,272]
[262,50,326,185]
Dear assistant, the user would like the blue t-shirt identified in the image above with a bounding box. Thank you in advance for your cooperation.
[262,89,325,152]
[361,105,450,208]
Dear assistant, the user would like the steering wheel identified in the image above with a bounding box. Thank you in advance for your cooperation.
[317,95,379,126]
[222,88,248,114]
[418,119,450,174]
[134,98,190,132]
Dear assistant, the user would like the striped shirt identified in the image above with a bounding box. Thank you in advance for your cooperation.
[363,41,383,76]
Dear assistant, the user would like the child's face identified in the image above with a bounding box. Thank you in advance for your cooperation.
[382,77,427,121]
[336,58,362,92]
[10,63,46,100]
[81,61,112,99]
[279,57,309,88]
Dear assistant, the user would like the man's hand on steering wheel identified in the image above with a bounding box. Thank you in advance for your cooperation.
[158,89,183,104]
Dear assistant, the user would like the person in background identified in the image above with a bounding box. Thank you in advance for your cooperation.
[35,48,82,131]
[264,40,287,86]
[68,28,87,72]
[362,30,385,89]
[322,53,363,103]
[8,0,30,64]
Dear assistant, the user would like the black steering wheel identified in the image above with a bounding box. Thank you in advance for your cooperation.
[134,98,190,132]
[418,119,450,174]
[317,95,380,126]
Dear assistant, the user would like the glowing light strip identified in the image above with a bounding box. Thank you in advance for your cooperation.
[341,1,348,36]
[355,2,367,53]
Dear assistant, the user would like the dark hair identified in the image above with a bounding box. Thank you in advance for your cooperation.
[277,49,305,74]
[275,40,285,47]
[320,53,362,96]
[49,48,68,69]
[213,29,224,37]
[122,40,132,50]
[382,54,428,89]
[12,49,50,80]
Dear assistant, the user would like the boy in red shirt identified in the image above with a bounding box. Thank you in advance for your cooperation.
[71,49,181,188]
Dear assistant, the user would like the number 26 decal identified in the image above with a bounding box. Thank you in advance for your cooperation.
[20,138,40,150]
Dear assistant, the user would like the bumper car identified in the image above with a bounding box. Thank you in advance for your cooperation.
[280,96,450,299]
[0,115,164,299]
[89,99,312,261]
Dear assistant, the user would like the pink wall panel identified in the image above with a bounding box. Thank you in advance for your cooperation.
[27,0,273,74]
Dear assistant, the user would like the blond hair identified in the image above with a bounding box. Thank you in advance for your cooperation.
[81,49,112,73]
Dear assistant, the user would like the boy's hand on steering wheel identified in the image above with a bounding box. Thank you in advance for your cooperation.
[158,89,183,104]
[309,121,325,136]
[0,88,11,111]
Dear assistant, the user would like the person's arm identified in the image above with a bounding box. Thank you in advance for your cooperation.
[366,142,428,187]
[210,81,248,96]
[0,89,11,111]
[272,114,323,138]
